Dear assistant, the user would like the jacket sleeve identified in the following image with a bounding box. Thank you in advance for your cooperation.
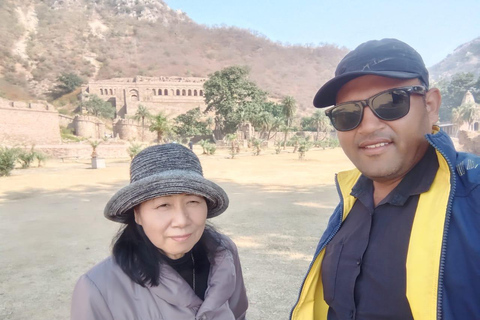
[71,274,114,320]
[226,239,249,320]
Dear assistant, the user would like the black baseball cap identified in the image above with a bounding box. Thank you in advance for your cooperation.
[313,38,429,108]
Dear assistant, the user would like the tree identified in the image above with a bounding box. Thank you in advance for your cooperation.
[225,133,239,159]
[249,102,284,140]
[311,110,332,141]
[80,95,115,119]
[53,72,84,97]
[281,96,297,126]
[434,72,480,122]
[149,112,170,143]
[279,124,293,149]
[133,105,151,141]
[452,103,479,131]
[204,66,267,139]
[173,107,212,139]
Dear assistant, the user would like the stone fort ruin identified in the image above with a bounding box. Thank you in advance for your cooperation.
[82,75,208,119]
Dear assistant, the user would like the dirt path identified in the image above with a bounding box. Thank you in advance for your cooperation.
[0,146,353,320]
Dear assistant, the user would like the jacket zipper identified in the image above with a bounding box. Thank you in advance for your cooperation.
[426,135,456,320]
[289,177,345,319]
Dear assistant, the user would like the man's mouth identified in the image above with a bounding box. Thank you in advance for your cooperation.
[364,142,390,149]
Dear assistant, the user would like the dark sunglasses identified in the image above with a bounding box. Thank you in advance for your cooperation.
[325,85,427,131]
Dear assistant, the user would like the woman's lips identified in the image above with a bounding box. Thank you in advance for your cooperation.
[170,234,192,242]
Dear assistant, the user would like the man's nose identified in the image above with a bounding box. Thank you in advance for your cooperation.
[357,105,385,133]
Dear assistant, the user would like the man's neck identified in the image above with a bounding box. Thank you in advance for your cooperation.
[372,179,403,206]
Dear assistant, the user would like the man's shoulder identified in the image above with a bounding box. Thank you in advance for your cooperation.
[453,151,480,190]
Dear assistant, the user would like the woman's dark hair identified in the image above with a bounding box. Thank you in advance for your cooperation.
[112,212,226,287]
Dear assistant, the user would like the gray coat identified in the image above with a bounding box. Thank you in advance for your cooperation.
[71,236,248,320]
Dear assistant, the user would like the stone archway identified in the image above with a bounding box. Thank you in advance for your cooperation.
[129,89,139,101]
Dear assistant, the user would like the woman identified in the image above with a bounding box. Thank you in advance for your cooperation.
[71,143,248,320]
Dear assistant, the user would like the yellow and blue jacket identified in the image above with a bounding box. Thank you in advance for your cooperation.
[290,129,480,320]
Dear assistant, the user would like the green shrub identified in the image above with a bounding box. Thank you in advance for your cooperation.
[17,148,36,169]
[127,142,144,160]
[205,143,216,155]
[34,152,48,167]
[0,146,20,176]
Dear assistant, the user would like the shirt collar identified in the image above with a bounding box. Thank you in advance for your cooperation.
[351,145,439,207]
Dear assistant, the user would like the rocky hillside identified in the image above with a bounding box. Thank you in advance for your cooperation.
[430,37,480,80]
[0,0,348,113]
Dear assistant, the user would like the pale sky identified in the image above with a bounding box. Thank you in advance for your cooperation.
[164,0,480,67]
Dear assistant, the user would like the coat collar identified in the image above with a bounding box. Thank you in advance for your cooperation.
[149,247,235,313]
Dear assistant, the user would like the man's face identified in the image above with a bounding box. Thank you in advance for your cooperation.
[335,75,440,183]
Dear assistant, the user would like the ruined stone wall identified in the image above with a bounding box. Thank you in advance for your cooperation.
[113,118,156,142]
[58,114,75,131]
[36,142,132,159]
[73,115,105,139]
[83,76,207,118]
[0,98,61,145]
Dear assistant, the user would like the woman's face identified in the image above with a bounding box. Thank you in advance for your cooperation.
[134,193,208,260]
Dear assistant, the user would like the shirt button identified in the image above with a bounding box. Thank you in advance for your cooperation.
[356,259,361,266]
[198,315,207,320]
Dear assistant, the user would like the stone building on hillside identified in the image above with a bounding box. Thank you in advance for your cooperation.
[82,76,208,119]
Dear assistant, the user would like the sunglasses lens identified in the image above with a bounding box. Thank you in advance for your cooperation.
[330,103,362,131]
[372,90,410,121]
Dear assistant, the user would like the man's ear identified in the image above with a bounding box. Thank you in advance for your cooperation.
[425,87,441,125]
[133,207,142,225]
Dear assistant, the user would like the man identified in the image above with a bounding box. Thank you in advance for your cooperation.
[290,39,480,320]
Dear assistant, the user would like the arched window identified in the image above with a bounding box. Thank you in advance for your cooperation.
[164,89,168,95]
[100,89,104,95]
[176,89,180,96]
[188,89,192,96]
[129,89,139,101]
[182,89,186,96]
[474,122,479,131]
[110,89,113,95]
[199,90,204,96]
[158,89,162,96]
[152,89,157,96]
[194,90,198,96]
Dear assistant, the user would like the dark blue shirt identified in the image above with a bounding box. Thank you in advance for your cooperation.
[322,146,438,320]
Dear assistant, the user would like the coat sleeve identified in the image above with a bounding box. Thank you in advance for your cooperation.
[226,239,249,320]
[71,274,114,320]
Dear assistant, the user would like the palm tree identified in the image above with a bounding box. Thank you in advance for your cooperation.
[281,96,297,126]
[149,112,170,143]
[311,110,332,141]
[225,133,238,159]
[279,124,293,149]
[133,105,151,141]
[452,103,480,131]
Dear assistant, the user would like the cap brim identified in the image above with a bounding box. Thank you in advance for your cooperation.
[313,71,422,108]
[104,171,229,223]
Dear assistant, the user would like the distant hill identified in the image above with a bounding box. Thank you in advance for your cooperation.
[0,0,348,113]
[430,37,480,80]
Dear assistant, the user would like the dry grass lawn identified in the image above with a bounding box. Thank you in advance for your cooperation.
[0,146,353,320]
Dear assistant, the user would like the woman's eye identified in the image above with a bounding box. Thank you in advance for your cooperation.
[155,203,169,209]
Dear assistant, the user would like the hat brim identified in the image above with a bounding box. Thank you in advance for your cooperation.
[313,71,422,108]
[104,170,229,223]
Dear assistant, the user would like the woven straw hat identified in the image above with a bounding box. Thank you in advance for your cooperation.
[104,143,229,223]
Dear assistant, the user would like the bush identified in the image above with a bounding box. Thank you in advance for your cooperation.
[127,142,144,160]
[205,143,216,155]
[0,146,20,176]
[34,152,48,167]
[17,148,36,169]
